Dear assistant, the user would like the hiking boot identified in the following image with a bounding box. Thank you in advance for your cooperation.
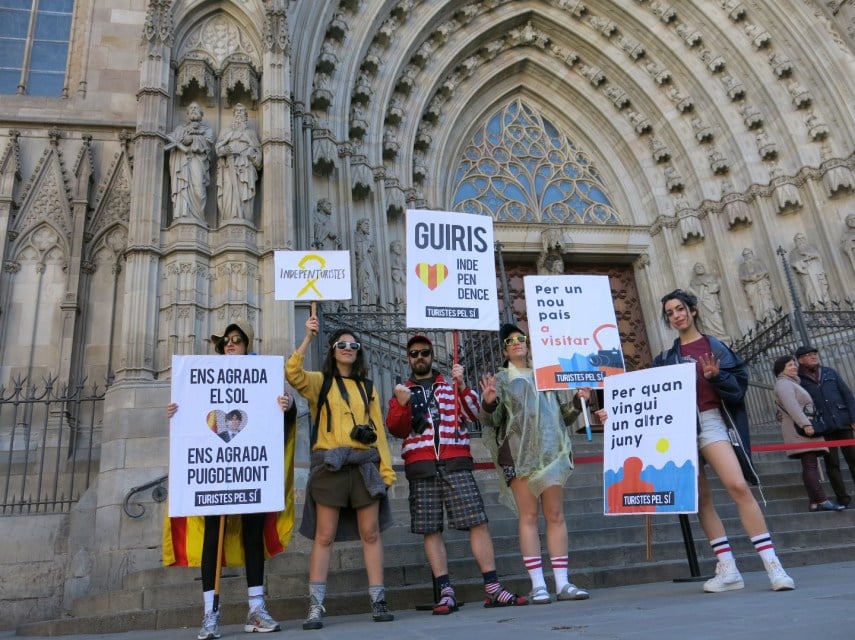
[765,559,795,591]
[703,560,744,593]
[244,603,280,633]
[302,601,325,630]
[371,599,394,622]
[197,610,221,640]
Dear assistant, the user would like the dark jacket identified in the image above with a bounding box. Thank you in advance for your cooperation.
[652,334,752,456]
[798,365,855,432]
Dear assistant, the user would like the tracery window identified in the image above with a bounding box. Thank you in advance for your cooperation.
[452,99,620,224]
[0,0,73,96]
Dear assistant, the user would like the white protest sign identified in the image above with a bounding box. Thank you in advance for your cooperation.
[524,275,625,391]
[274,250,351,301]
[603,363,698,515]
[169,355,285,517]
[405,209,499,330]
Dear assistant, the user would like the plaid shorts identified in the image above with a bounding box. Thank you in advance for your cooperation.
[409,469,488,534]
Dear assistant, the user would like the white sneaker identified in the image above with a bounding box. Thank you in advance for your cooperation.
[197,610,221,640]
[703,560,744,593]
[244,602,280,633]
[765,558,795,591]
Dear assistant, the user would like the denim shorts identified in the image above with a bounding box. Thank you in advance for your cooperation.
[697,408,730,450]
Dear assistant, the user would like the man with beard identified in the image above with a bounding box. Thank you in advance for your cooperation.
[386,335,527,614]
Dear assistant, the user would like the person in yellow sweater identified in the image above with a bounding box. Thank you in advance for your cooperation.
[286,314,396,630]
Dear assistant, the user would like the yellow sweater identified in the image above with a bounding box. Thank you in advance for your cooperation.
[286,351,396,486]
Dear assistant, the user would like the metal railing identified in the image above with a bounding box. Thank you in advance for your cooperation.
[0,375,106,515]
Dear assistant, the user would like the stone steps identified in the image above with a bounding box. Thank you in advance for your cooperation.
[17,440,853,636]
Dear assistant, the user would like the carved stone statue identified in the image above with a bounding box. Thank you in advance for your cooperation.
[841,213,855,274]
[390,240,406,310]
[216,103,262,220]
[353,217,380,307]
[312,198,341,249]
[688,262,729,342]
[738,248,777,322]
[789,232,831,306]
[167,102,214,220]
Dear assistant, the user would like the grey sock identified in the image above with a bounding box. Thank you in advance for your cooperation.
[309,581,326,605]
[368,584,385,603]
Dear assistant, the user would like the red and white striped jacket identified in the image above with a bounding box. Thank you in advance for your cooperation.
[386,372,479,464]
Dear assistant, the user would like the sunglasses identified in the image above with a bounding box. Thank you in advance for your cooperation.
[503,335,528,346]
[408,348,432,358]
[334,341,361,351]
[221,335,244,345]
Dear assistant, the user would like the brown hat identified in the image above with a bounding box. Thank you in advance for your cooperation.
[406,333,432,349]
[211,320,255,354]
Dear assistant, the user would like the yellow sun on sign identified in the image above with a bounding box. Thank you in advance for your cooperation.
[656,438,670,454]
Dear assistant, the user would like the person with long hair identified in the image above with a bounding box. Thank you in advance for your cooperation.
[480,323,596,604]
[286,315,396,630]
[164,320,297,639]
[773,355,843,512]
[653,290,794,592]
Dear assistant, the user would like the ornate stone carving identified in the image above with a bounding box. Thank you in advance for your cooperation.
[550,44,579,66]
[739,248,777,322]
[317,40,338,74]
[789,232,831,306]
[312,198,341,250]
[628,111,652,134]
[362,43,382,73]
[604,84,629,109]
[395,64,418,95]
[676,22,702,46]
[691,116,713,142]
[509,21,549,48]
[738,101,763,128]
[665,166,684,192]
[353,71,373,104]
[720,1,747,21]
[644,61,671,84]
[708,147,729,174]
[167,102,214,221]
[412,40,435,67]
[221,60,259,103]
[554,0,587,17]
[842,213,855,274]
[820,144,855,197]
[688,262,729,342]
[177,14,260,74]
[382,129,400,160]
[699,49,725,73]
[216,103,261,221]
[744,23,771,48]
[580,64,605,86]
[386,183,406,218]
[720,74,745,100]
[412,150,427,183]
[770,167,802,212]
[666,86,693,112]
[176,59,216,103]
[787,80,813,109]
[326,11,348,42]
[804,112,829,141]
[390,239,406,310]
[649,137,671,163]
[143,0,172,46]
[675,199,703,243]
[263,1,290,55]
[376,15,399,46]
[720,181,751,228]
[311,72,333,111]
[351,159,374,199]
[755,130,777,160]
[651,2,677,23]
[768,52,793,77]
[312,129,337,176]
[353,217,380,308]
[589,16,617,37]
[617,35,645,59]
[349,104,368,139]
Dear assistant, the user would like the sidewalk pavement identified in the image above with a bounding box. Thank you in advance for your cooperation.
[4,561,852,640]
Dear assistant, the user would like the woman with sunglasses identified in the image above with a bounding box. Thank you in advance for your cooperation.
[287,315,396,629]
[164,320,297,639]
[480,323,595,604]
[653,290,794,592]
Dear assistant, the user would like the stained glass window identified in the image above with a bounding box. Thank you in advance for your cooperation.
[452,99,621,224]
[0,0,74,96]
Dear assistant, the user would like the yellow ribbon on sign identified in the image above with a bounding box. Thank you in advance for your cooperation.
[297,253,326,298]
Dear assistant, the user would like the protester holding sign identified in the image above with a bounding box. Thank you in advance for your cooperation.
[653,290,794,592]
[480,323,596,604]
[286,315,396,630]
[163,320,297,639]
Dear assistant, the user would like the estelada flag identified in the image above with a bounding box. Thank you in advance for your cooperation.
[161,411,297,566]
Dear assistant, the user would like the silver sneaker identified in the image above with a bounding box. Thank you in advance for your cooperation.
[197,610,221,640]
[302,601,325,630]
[766,558,795,591]
[703,560,744,593]
[244,603,280,633]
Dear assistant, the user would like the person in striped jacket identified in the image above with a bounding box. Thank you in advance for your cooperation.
[387,334,528,614]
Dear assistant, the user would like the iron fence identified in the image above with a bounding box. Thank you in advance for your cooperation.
[0,375,105,515]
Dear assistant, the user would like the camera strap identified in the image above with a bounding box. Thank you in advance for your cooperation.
[333,375,375,429]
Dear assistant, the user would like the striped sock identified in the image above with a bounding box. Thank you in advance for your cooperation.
[551,555,569,592]
[524,555,546,590]
[750,533,777,563]
[709,536,734,562]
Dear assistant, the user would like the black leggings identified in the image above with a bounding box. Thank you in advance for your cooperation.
[201,513,266,591]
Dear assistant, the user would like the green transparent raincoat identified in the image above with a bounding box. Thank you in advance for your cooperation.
[481,363,580,512]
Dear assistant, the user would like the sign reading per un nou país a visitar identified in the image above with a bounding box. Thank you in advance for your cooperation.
[274,250,351,301]
[524,274,626,391]
[405,209,499,330]
[169,355,285,517]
